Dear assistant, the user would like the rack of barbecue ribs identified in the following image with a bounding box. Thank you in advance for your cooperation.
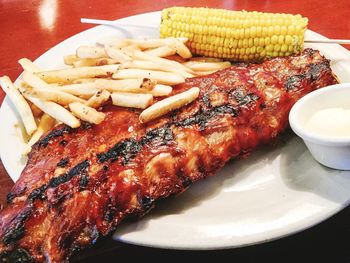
[0,49,338,262]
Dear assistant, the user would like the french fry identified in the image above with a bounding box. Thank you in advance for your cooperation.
[94,79,165,96]
[111,92,153,109]
[139,87,200,123]
[63,54,79,65]
[125,37,188,50]
[150,84,173,96]
[163,54,187,63]
[18,58,42,73]
[96,37,129,48]
[48,83,59,87]
[69,102,105,124]
[0,76,37,135]
[22,145,32,156]
[132,50,194,75]
[22,71,49,89]
[24,87,86,105]
[104,45,131,63]
[24,94,80,128]
[144,46,176,57]
[86,90,110,108]
[177,37,188,43]
[94,78,148,91]
[94,78,158,95]
[72,58,119,67]
[112,69,185,85]
[34,64,119,83]
[76,45,107,59]
[140,78,156,90]
[53,83,97,99]
[73,58,98,67]
[124,38,167,50]
[28,101,43,118]
[164,38,192,59]
[121,60,194,78]
[28,113,56,146]
[72,78,98,84]
[120,44,141,54]
[183,61,231,71]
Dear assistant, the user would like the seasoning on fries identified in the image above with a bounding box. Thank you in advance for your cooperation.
[69,102,105,124]
[52,83,97,99]
[104,45,131,63]
[76,45,107,59]
[86,90,110,108]
[35,64,120,83]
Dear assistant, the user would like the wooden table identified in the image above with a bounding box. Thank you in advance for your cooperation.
[1,0,350,261]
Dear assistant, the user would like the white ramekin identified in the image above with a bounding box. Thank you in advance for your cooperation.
[289,83,350,170]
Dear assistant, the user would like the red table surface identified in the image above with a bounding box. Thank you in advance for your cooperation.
[0,0,350,262]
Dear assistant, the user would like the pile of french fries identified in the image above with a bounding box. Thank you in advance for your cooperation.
[0,37,232,153]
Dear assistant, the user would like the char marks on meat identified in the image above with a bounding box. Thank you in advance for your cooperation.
[0,49,338,262]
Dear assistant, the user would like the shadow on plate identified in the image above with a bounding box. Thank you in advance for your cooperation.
[279,134,350,204]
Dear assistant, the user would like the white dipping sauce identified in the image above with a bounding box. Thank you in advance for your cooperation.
[305,107,350,137]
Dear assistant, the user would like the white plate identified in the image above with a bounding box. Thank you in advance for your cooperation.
[1,11,350,250]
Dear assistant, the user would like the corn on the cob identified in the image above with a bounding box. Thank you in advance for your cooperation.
[160,7,308,61]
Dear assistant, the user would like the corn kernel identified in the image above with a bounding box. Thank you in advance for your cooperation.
[232,39,238,48]
[262,26,268,37]
[251,46,257,54]
[250,26,256,37]
[278,35,284,44]
[274,44,281,52]
[224,38,230,48]
[248,38,253,47]
[281,44,288,52]
[285,35,293,44]
[243,38,249,48]
[264,37,270,45]
[245,28,250,38]
[254,37,260,46]
[266,44,274,51]
[281,26,287,35]
[274,25,281,35]
[288,25,295,35]
[271,35,278,44]
[239,28,245,39]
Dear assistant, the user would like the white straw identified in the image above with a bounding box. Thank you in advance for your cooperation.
[81,18,350,45]
[304,39,350,44]
[81,18,158,29]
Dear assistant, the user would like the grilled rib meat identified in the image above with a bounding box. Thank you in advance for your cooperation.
[0,49,338,262]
